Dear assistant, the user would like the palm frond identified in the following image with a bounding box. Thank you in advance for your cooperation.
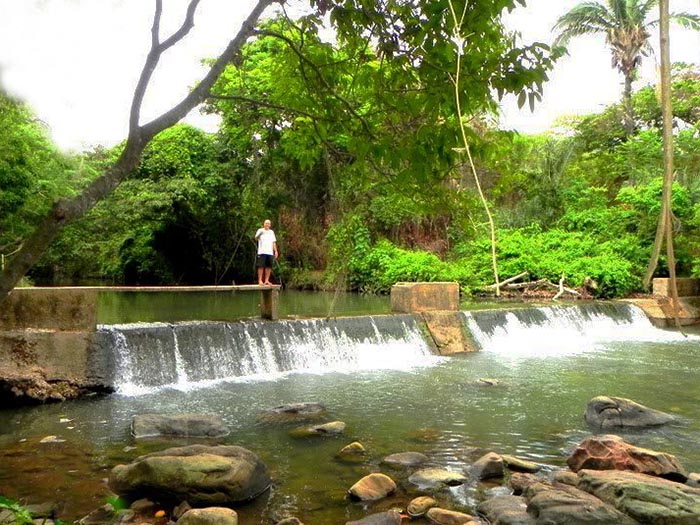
[670,12,700,31]
[553,2,615,46]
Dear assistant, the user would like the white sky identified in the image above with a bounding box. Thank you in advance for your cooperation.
[1,0,699,151]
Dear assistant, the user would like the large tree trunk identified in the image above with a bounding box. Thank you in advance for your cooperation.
[645,0,680,319]
[0,0,275,305]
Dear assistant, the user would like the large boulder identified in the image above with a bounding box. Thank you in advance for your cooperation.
[525,481,637,524]
[108,444,271,506]
[348,473,396,501]
[578,468,700,525]
[130,414,229,439]
[258,402,326,424]
[567,435,687,481]
[585,396,676,429]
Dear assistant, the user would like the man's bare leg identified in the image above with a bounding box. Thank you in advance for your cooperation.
[257,267,264,285]
[263,267,273,285]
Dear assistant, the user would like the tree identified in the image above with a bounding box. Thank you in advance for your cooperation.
[0,0,277,303]
[1,0,559,303]
[644,0,680,316]
[553,0,699,136]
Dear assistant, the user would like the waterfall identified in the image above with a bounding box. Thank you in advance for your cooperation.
[96,315,441,395]
[463,302,694,357]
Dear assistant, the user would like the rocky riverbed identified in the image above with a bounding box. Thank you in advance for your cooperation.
[4,397,700,524]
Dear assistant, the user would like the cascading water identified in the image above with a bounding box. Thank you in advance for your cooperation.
[463,302,695,357]
[96,314,441,395]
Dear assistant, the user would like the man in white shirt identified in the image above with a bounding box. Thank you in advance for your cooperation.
[254,219,278,285]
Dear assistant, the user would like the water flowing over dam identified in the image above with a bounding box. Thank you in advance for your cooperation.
[95,314,440,395]
[94,302,693,395]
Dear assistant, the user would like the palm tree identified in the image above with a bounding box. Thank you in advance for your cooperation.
[553,0,700,135]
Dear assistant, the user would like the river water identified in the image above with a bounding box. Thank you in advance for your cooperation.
[0,297,699,524]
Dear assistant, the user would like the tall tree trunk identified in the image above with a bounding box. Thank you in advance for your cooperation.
[645,0,681,319]
[622,71,635,137]
[0,0,275,305]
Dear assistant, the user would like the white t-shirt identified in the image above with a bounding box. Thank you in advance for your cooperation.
[256,228,277,255]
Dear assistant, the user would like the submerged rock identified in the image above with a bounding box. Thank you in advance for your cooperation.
[408,468,467,489]
[130,414,229,439]
[346,510,402,525]
[108,444,271,506]
[290,421,346,438]
[585,396,676,429]
[348,473,396,501]
[275,518,304,525]
[381,451,429,468]
[567,435,687,481]
[178,507,238,525]
[578,468,700,524]
[258,402,326,424]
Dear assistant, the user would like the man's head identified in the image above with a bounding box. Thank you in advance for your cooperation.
[263,219,272,229]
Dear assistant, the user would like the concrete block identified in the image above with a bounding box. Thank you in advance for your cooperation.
[0,288,98,331]
[652,278,700,298]
[391,282,460,313]
[420,311,477,355]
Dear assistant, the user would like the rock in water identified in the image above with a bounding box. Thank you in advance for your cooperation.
[130,414,229,438]
[578,469,700,524]
[257,402,326,424]
[178,508,238,525]
[469,452,505,480]
[585,396,676,429]
[477,495,532,525]
[381,451,429,467]
[425,507,476,524]
[108,445,271,506]
[289,421,346,438]
[567,435,687,481]
[336,441,367,463]
[407,496,437,517]
[348,473,397,501]
[346,510,402,525]
[408,468,467,489]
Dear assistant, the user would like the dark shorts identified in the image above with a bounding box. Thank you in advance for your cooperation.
[256,254,274,268]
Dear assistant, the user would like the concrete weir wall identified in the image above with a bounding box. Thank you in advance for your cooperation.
[627,278,700,327]
[0,288,110,404]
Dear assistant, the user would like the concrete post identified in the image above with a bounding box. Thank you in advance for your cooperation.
[260,289,279,320]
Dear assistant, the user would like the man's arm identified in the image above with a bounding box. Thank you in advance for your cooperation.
[273,241,279,259]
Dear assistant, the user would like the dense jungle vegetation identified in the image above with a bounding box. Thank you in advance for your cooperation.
[2,14,699,298]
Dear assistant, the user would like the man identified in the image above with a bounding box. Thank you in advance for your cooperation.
[254,219,278,285]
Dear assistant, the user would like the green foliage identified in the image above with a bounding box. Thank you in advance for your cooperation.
[0,496,33,525]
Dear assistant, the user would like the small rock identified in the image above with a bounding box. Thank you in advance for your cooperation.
[510,472,539,495]
[178,508,238,525]
[381,451,428,468]
[469,452,504,480]
[407,496,437,517]
[129,499,155,514]
[77,504,116,525]
[290,421,346,438]
[408,468,467,489]
[275,518,304,525]
[687,473,700,489]
[336,442,367,463]
[25,503,57,519]
[172,501,192,520]
[348,473,397,501]
[474,378,503,386]
[501,454,540,473]
[425,507,476,525]
[39,436,65,444]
